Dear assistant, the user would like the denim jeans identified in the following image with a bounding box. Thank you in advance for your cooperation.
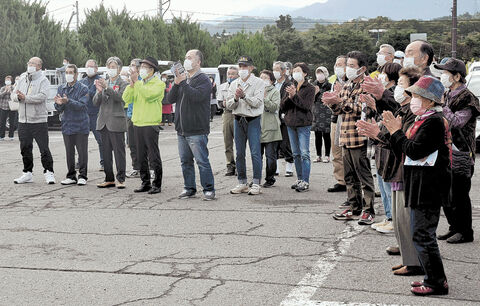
[234,116,262,184]
[177,134,215,193]
[287,126,311,183]
[89,113,103,166]
[377,172,392,219]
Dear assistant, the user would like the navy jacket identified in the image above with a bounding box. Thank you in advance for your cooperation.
[79,74,101,115]
[55,81,90,135]
[166,72,211,136]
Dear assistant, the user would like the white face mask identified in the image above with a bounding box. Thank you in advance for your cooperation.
[107,68,118,78]
[161,77,167,82]
[121,76,128,82]
[285,69,290,76]
[378,74,389,87]
[262,79,271,86]
[5,80,11,86]
[316,73,325,82]
[139,68,149,79]
[394,86,406,103]
[346,67,361,80]
[63,61,68,66]
[393,59,402,65]
[440,73,453,88]
[65,74,75,83]
[238,69,249,80]
[27,65,36,73]
[293,72,304,82]
[183,59,193,71]
[377,54,387,67]
[403,57,416,68]
[334,67,345,79]
[430,63,442,78]
[86,67,96,77]
[273,71,281,80]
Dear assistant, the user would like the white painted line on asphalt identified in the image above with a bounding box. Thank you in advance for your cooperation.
[280,223,364,306]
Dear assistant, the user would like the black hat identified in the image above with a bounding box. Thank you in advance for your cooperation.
[140,56,160,72]
[434,58,466,77]
[237,56,253,66]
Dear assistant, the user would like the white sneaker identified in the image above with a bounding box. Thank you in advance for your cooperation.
[44,170,56,184]
[14,172,33,184]
[77,178,87,186]
[61,178,76,185]
[248,183,261,195]
[230,183,249,194]
[371,218,389,230]
[376,221,394,233]
[322,156,330,163]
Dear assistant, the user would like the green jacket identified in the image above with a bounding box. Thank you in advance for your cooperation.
[122,76,165,127]
[261,85,282,143]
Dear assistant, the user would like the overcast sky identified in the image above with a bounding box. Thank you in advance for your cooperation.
[45,0,327,29]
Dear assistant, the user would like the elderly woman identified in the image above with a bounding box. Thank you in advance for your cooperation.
[259,70,282,188]
[312,66,332,163]
[280,62,315,192]
[382,76,451,296]
[434,58,480,244]
[93,56,128,189]
[357,67,423,276]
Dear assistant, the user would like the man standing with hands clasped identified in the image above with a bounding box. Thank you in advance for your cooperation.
[226,56,265,195]
[166,49,216,201]
[54,64,90,186]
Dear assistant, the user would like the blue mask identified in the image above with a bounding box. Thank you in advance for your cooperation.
[227,77,237,84]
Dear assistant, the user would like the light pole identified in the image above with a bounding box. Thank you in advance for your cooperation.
[452,0,457,58]
[369,29,388,46]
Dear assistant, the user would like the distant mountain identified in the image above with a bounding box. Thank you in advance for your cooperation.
[201,0,479,34]
[289,0,478,21]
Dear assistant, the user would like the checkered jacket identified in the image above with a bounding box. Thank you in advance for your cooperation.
[330,79,370,149]
[0,86,11,110]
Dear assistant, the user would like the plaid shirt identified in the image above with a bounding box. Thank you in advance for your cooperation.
[0,86,11,110]
[330,79,369,149]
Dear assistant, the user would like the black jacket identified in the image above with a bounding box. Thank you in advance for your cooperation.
[390,112,451,208]
[280,80,315,127]
[167,72,212,136]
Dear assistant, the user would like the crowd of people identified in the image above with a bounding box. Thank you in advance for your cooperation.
[2,39,479,296]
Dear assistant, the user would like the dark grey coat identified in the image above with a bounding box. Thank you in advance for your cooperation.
[93,77,128,133]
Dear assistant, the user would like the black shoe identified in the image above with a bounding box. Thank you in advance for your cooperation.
[338,201,350,209]
[225,169,236,176]
[327,184,346,192]
[437,230,456,240]
[178,189,196,199]
[263,181,275,188]
[134,184,151,193]
[148,186,161,194]
[386,246,401,256]
[446,233,474,244]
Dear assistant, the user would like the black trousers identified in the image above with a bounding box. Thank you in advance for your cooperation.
[127,118,139,170]
[134,125,162,188]
[278,123,294,163]
[0,109,17,138]
[18,122,53,173]
[314,131,331,157]
[411,205,447,289]
[261,141,280,183]
[100,128,126,183]
[63,133,88,180]
[443,167,474,238]
[343,146,375,214]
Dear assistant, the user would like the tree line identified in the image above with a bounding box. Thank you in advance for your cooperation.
[1,0,480,82]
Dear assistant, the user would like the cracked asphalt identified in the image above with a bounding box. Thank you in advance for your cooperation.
[0,116,479,305]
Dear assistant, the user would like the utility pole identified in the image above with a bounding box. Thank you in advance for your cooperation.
[452,0,457,58]
[158,0,163,19]
[75,1,79,31]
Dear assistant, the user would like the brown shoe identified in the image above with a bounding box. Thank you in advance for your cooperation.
[392,264,404,271]
[394,266,424,276]
[116,181,126,189]
[386,246,400,255]
[97,181,115,188]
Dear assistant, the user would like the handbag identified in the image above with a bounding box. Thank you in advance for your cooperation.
[451,129,472,178]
